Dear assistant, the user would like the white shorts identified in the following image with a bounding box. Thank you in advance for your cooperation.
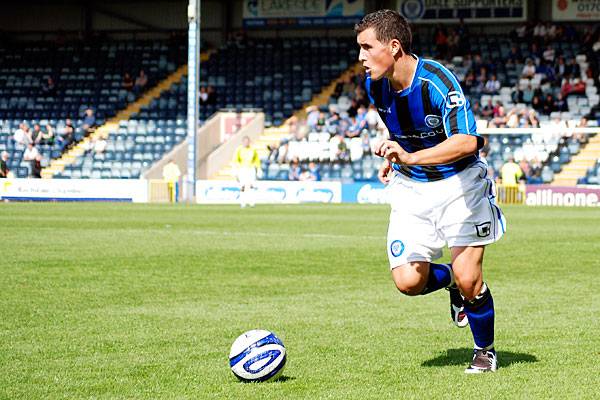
[237,167,256,188]
[386,161,506,269]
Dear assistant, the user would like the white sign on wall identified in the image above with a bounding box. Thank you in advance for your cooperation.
[196,180,342,204]
[0,179,148,202]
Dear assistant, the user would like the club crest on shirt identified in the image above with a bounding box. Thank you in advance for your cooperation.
[390,240,405,257]
[475,222,492,238]
[446,91,466,108]
[424,114,442,128]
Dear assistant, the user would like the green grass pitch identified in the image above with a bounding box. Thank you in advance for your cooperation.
[1,203,599,399]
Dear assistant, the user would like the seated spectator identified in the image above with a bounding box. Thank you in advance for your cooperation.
[521,84,535,104]
[13,123,32,145]
[39,124,55,145]
[531,95,544,113]
[31,124,43,144]
[300,162,321,181]
[566,58,581,78]
[521,59,536,79]
[59,118,75,150]
[199,86,209,105]
[41,77,56,96]
[555,93,568,112]
[23,143,40,161]
[288,158,301,181]
[542,94,556,115]
[0,151,9,178]
[122,73,134,91]
[31,154,43,178]
[133,69,148,94]
[506,45,522,65]
[471,101,482,117]
[361,133,372,156]
[331,134,349,162]
[82,109,96,136]
[206,86,217,105]
[481,99,494,118]
[483,74,500,94]
[306,105,319,130]
[554,56,567,79]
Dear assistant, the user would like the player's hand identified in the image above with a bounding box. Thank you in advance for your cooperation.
[378,159,392,185]
[374,140,412,165]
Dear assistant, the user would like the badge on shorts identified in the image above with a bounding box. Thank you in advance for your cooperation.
[475,222,492,238]
[390,240,405,257]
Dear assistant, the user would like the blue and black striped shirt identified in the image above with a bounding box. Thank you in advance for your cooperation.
[365,57,482,182]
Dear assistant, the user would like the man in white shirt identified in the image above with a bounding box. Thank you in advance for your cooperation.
[13,123,32,145]
[23,143,40,161]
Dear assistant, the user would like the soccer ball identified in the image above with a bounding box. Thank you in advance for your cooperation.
[229,329,286,382]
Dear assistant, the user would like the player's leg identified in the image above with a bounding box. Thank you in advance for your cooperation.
[239,185,247,208]
[390,261,454,296]
[451,245,497,373]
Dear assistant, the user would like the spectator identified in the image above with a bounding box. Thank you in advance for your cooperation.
[288,158,301,181]
[300,162,320,181]
[506,45,522,65]
[521,84,535,104]
[306,105,319,130]
[13,123,32,145]
[133,69,148,94]
[555,93,568,112]
[542,94,556,115]
[199,86,209,105]
[31,124,43,144]
[521,59,536,79]
[555,56,567,79]
[39,124,55,145]
[0,151,9,178]
[481,99,494,118]
[31,154,42,178]
[206,86,217,105]
[23,143,40,161]
[41,77,56,96]
[122,73,134,91]
[531,95,544,113]
[501,155,523,186]
[82,109,96,136]
[483,74,500,94]
[59,118,75,150]
[365,104,380,130]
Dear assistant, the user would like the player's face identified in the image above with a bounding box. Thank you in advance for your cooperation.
[357,28,395,81]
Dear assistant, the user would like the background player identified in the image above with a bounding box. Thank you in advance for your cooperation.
[355,10,506,373]
[234,136,261,208]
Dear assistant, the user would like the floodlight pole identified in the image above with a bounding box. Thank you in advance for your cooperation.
[186,0,200,203]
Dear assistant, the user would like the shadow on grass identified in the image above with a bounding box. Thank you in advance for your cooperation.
[421,348,538,368]
[275,375,295,383]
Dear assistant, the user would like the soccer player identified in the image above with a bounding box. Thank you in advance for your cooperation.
[355,10,506,373]
[234,136,261,208]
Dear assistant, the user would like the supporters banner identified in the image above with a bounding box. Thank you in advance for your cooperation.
[525,185,600,207]
[196,180,342,204]
[341,182,389,204]
[552,0,600,21]
[243,0,364,27]
[0,179,148,202]
[397,0,527,23]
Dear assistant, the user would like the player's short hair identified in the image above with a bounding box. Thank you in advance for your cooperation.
[354,9,412,55]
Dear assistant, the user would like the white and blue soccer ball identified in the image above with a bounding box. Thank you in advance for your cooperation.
[229,329,286,382]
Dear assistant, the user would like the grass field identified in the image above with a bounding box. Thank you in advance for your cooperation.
[1,203,599,399]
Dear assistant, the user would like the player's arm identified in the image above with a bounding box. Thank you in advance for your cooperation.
[375,135,478,166]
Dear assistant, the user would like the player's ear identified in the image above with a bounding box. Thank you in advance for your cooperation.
[390,39,402,58]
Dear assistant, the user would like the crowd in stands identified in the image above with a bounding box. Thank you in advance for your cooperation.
[261,21,600,185]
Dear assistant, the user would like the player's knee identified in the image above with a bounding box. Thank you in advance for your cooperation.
[456,277,482,300]
[391,263,426,296]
